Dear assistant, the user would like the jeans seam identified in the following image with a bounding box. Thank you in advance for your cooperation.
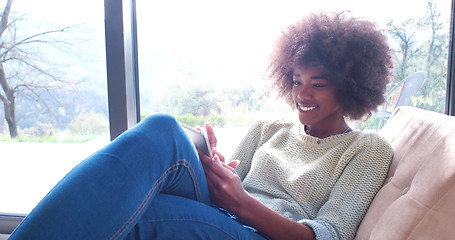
[110,159,202,240]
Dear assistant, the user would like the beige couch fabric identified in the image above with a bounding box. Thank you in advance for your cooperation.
[355,106,455,239]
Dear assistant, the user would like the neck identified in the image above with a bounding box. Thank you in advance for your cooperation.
[305,123,351,138]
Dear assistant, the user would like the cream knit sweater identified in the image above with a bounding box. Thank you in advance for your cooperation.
[231,119,393,240]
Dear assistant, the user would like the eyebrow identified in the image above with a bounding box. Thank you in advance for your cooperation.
[292,73,326,80]
[310,76,325,80]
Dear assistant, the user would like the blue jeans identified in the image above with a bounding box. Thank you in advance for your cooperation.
[9,114,267,240]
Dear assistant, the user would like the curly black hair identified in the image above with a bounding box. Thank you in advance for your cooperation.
[268,12,393,120]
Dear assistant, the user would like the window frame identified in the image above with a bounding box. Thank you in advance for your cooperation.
[104,0,141,140]
[447,0,455,116]
[0,0,140,234]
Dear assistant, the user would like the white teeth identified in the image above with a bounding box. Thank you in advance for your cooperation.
[298,104,316,111]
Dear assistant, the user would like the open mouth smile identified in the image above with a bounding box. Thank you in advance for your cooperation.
[297,103,317,112]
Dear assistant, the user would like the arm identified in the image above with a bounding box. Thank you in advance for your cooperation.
[300,134,393,240]
[199,122,315,239]
[227,120,270,180]
[199,151,315,240]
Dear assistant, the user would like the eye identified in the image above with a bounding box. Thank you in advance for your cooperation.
[292,80,302,86]
[312,83,327,88]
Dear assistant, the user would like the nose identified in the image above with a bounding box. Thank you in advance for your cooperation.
[296,84,312,101]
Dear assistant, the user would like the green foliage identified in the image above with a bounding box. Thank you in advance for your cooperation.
[412,93,434,107]
[20,122,57,138]
[0,111,108,142]
[159,84,221,116]
[0,134,94,143]
[176,114,226,128]
[66,111,109,136]
[145,81,273,121]
[386,0,448,114]
[358,117,383,131]
[222,86,270,113]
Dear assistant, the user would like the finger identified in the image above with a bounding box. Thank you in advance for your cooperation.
[207,155,238,177]
[202,164,225,191]
[212,148,225,163]
[212,154,236,174]
[203,155,226,175]
[203,165,219,183]
[204,122,217,149]
[227,160,239,169]
[197,149,214,165]
[222,161,237,174]
[200,154,223,174]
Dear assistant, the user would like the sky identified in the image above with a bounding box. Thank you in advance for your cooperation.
[132,0,452,89]
[7,0,452,56]
[3,0,453,94]
[7,0,451,40]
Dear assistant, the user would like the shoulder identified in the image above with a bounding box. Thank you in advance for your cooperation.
[357,132,393,153]
[347,132,393,167]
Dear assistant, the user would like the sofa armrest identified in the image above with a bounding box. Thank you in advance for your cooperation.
[355,106,455,240]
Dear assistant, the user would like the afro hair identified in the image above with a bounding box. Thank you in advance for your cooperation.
[268,12,393,120]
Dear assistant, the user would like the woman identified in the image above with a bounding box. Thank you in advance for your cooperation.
[10,12,393,240]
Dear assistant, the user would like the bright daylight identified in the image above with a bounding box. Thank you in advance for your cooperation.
[1,0,454,239]
[0,0,451,213]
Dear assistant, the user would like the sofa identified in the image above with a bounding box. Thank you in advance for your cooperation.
[355,106,455,239]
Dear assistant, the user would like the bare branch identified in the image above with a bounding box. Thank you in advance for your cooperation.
[0,0,13,35]
[1,25,77,60]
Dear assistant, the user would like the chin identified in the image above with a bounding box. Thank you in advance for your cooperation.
[298,115,312,126]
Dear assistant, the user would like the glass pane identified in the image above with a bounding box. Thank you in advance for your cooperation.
[136,0,451,141]
[0,0,109,213]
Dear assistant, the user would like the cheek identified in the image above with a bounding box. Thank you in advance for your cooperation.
[291,88,296,99]
[322,95,342,110]
[291,86,299,99]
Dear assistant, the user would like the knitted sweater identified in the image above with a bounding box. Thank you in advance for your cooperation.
[231,119,393,240]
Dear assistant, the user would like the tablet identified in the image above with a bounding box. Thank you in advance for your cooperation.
[180,123,213,157]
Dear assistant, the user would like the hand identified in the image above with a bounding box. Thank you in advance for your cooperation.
[200,151,247,214]
[196,123,244,211]
[197,122,225,162]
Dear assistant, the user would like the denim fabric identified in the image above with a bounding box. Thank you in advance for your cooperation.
[124,194,267,240]
[9,114,267,240]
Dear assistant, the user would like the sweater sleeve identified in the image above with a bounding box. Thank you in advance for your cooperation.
[230,120,270,181]
[299,134,393,240]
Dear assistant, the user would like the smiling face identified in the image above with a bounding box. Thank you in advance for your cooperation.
[291,66,348,137]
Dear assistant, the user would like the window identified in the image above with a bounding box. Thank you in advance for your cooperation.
[1,0,454,232]
[0,0,108,214]
[135,0,453,143]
